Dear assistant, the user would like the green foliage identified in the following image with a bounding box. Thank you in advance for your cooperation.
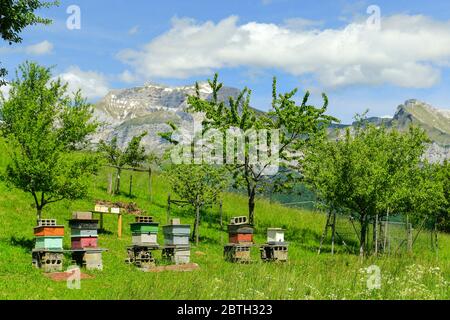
[435,160,450,231]
[0,61,99,221]
[184,74,337,224]
[165,164,229,242]
[0,0,58,85]
[303,119,443,255]
[166,164,229,208]
[98,132,148,195]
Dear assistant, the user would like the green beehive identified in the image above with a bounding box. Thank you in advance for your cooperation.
[130,222,159,234]
[35,236,64,250]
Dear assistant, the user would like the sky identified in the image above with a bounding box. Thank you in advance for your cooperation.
[2,0,450,123]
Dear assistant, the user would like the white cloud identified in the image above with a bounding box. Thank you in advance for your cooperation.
[0,40,53,55]
[25,40,53,55]
[118,70,139,83]
[56,66,109,100]
[0,84,11,100]
[128,25,139,35]
[117,15,450,88]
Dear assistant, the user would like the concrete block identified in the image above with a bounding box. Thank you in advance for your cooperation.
[230,216,248,225]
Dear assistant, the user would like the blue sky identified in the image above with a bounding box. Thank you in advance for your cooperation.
[2,0,450,123]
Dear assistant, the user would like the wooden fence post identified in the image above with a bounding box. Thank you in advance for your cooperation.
[129,174,133,197]
[148,168,153,203]
[167,194,171,224]
[219,200,223,230]
[195,196,200,246]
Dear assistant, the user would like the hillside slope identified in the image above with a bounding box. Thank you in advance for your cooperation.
[0,139,449,299]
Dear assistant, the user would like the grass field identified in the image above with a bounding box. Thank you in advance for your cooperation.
[0,153,449,300]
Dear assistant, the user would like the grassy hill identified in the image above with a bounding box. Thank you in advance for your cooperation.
[0,143,449,299]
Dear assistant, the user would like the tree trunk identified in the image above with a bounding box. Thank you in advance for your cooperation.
[359,215,367,258]
[248,188,256,225]
[36,207,42,225]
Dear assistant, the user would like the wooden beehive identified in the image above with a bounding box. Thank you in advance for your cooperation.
[162,224,190,246]
[71,237,98,249]
[69,219,99,230]
[71,229,98,237]
[72,212,93,220]
[132,233,158,246]
[34,225,64,237]
[227,225,253,234]
[35,236,64,250]
[229,233,253,244]
[267,228,285,244]
[130,222,159,234]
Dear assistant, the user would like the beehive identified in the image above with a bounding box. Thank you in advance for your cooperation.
[130,222,159,234]
[162,224,190,246]
[229,233,253,244]
[34,225,64,237]
[132,233,158,246]
[69,219,99,230]
[71,229,98,237]
[267,228,285,244]
[71,237,99,249]
[72,212,93,220]
[35,236,64,250]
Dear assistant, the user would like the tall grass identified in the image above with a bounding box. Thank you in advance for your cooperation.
[0,157,449,299]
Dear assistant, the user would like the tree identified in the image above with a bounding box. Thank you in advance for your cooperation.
[0,61,99,223]
[98,132,147,195]
[184,74,337,225]
[303,119,441,256]
[165,164,229,245]
[0,0,58,85]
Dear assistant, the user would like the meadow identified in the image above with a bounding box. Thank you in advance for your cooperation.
[0,153,449,300]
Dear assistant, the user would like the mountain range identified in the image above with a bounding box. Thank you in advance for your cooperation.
[92,84,450,162]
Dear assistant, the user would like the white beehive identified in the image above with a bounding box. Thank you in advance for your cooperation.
[267,228,285,243]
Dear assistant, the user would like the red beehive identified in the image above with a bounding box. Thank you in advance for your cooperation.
[229,233,253,244]
[71,237,98,249]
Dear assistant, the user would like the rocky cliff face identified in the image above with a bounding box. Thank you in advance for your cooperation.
[92,82,241,152]
[92,84,450,162]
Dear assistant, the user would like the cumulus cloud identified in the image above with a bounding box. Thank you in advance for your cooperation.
[0,40,53,55]
[56,66,109,100]
[117,15,450,88]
